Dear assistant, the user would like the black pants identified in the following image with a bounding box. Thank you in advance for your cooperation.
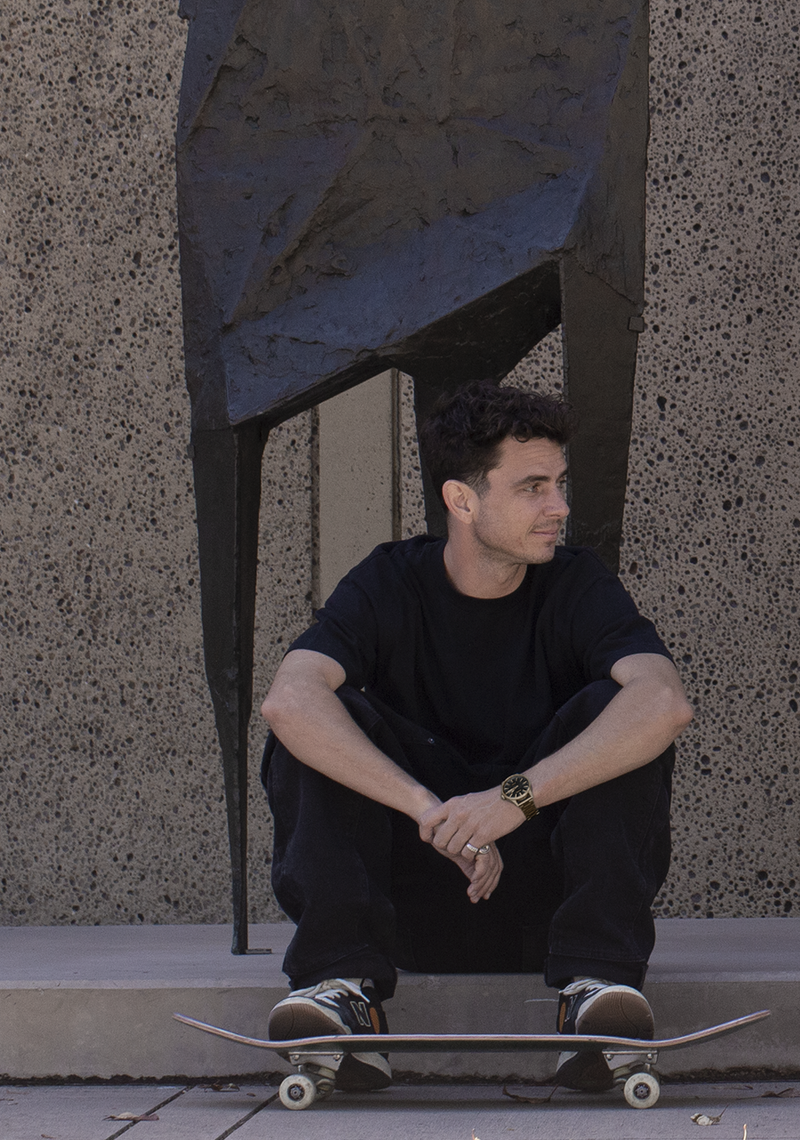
[262,682,673,1002]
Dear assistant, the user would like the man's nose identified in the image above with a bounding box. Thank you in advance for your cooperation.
[547,486,570,517]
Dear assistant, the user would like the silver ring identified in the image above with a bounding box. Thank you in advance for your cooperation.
[464,843,490,855]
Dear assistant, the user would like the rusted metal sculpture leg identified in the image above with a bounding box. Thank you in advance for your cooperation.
[560,253,641,573]
[412,376,470,538]
[190,420,267,953]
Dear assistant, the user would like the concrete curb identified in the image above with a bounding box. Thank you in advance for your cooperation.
[1,918,798,1080]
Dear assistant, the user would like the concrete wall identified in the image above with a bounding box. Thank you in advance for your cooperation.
[1,1,798,928]
[1,0,298,925]
[622,2,800,917]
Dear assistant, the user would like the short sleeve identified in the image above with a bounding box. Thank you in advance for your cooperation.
[288,552,387,690]
[568,559,673,681]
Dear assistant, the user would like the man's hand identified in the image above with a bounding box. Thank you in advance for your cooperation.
[418,788,526,901]
[420,787,526,852]
[434,838,504,903]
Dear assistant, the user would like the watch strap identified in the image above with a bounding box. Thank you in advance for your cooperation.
[501,774,539,820]
[518,795,539,820]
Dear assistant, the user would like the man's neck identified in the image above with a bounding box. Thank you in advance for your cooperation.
[442,538,527,599]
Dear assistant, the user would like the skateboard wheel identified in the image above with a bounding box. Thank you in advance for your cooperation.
[279,1073,318,1110]
[623,1071,660,1109]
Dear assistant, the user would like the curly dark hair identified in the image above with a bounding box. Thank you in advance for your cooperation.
[418,380,577,506]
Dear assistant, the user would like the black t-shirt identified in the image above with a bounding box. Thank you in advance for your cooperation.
[291,536,671,767]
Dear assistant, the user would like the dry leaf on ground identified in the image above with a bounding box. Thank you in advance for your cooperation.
[762,1088,799,1098]
[104,1112,160,1122]
[691,1108,727,1126]
[502,1085,558,1105]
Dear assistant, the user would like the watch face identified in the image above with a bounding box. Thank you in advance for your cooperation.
[503,774,530,801]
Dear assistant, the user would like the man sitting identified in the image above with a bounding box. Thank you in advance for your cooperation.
[260,381,692,1092]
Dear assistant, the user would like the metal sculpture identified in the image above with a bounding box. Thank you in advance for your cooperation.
[177,0,649,951]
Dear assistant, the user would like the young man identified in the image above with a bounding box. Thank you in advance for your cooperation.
[260,382,692,1093]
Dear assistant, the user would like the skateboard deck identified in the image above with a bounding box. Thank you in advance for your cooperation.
[173,1008,769,1110]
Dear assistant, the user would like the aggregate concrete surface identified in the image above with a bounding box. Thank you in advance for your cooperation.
[2,1081,800,1140]
[3,0,800,936]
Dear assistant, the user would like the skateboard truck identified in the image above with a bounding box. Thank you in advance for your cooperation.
[281,1051,342,1108]
[603,1047,661,1109]
[278,1044,664,1110]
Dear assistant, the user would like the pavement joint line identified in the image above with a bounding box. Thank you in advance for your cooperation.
[103,1084,192,1140]
[212,1091,281,1139]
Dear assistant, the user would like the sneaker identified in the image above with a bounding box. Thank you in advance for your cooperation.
[555,978,654,1092]
[268,978,391,1091]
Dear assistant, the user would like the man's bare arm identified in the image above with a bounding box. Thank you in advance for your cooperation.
[526,653,693,806]
[420,653,693,856]
[261,649,438,821]
[261,649,503,901]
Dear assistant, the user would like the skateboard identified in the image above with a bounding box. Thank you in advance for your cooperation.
[174,1008,769,1111]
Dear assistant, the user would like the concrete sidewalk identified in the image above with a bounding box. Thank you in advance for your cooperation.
[3,1080,800,1140]
[2,918,799,1080]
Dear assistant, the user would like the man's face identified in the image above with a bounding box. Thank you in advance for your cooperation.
[468,435,569,567]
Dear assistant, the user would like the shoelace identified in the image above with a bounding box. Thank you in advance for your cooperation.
[294,979,366,1003]
[560,977,609,998]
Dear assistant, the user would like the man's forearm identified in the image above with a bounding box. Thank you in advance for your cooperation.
[262,661,438,822]
[263,650,502,903]
[420,658,692,858]
[525,666,692,808]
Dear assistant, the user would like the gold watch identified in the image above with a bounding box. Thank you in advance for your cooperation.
[500,773,539,820]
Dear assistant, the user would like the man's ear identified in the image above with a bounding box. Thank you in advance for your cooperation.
[441,478,476,525]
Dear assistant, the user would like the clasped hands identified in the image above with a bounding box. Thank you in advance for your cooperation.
[417,786,527,904]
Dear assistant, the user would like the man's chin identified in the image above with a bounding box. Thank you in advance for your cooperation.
[527,544,558,565]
